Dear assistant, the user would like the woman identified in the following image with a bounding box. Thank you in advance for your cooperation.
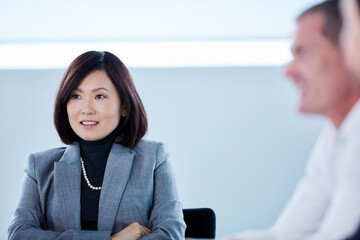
[8,51,186,240]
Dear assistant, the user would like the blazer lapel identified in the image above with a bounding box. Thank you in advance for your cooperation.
[98,143,135,231]
[54,143,82,230]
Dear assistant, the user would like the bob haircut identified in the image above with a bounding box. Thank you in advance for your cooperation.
[54,51,147,148]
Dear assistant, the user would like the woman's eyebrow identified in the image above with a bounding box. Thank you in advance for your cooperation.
[73,88,82,93]
[73,87,110,92]
[92,87,110,92]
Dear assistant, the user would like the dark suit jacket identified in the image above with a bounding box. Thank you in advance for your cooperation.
[8,139,186,239]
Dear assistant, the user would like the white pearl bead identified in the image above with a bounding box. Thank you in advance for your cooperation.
[80,157,102,191]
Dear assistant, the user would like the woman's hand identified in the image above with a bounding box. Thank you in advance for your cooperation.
[110,222,152,240]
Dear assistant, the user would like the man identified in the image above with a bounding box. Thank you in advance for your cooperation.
[226,0,360,239]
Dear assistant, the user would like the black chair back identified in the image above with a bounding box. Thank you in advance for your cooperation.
[183,208,216,239]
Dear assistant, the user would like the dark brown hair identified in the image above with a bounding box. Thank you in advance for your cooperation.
[298,0,342,45]
[54,51,147,148]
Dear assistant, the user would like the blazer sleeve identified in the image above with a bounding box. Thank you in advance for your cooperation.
[8,154,111,240]
[140,143,186,240]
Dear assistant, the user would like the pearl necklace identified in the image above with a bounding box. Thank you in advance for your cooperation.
[80,157,102,191]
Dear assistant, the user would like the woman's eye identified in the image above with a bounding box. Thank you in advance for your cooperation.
[72,94,81,99]
[95,94,105,99]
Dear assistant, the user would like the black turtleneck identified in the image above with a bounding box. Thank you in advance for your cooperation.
[79,130,118,230]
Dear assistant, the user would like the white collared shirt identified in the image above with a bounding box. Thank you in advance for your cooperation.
[227,100,360,240]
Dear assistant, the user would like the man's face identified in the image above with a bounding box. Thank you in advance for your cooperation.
[285,12,353,116]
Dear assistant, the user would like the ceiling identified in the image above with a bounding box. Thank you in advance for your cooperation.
[0,0,321,43]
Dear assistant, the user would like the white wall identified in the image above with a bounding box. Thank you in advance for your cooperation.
[0,0,321,41]
[0,67,324,238]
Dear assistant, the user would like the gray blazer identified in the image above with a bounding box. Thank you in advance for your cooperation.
[8,139,186,240]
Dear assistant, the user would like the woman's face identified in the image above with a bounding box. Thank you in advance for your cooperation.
[340,0,360,80]
[67,70,126,141]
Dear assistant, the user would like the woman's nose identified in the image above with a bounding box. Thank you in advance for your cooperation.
[81,99,95,115]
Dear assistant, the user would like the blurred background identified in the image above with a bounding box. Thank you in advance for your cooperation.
[0,0,324,238]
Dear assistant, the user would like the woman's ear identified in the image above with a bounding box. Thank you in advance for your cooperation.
[121,106,127,117]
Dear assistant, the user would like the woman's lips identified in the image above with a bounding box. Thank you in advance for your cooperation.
[80,121,99,128]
